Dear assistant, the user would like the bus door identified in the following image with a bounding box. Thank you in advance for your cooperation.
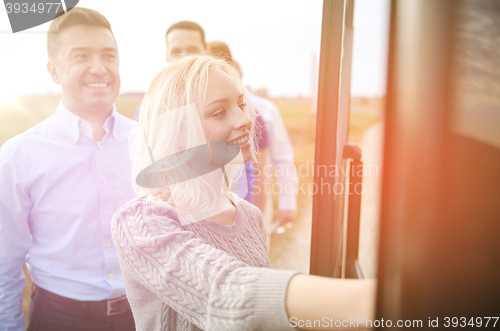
[310,0,363,279]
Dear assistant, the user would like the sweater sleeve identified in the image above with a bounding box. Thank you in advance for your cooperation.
[112,201,299,331]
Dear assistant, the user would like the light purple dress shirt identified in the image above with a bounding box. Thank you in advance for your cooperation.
[249,93,298,211]
[0,101,137,331]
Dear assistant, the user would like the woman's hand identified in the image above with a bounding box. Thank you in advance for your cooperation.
[286,275,376,330]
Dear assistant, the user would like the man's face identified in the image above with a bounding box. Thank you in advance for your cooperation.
[47,25,120,115]
[166,28,205,62]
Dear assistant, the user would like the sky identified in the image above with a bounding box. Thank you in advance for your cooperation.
[0,0,390,99]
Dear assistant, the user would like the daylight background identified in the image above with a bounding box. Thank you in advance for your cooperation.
[0,0,389,99]
[0,1,390,325]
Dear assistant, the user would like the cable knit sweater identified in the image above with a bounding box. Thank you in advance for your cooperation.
[111,196,299,331]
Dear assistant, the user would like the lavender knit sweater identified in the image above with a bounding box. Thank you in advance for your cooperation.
[111,196,299,331]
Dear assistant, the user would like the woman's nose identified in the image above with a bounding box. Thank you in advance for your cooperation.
[234,107,252,130]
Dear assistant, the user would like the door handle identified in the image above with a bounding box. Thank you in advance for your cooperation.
[343,143,364,279]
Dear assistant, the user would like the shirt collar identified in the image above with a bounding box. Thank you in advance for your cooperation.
[55,100,119,144]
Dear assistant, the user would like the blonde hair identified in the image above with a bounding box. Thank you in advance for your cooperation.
[133,55,257,220]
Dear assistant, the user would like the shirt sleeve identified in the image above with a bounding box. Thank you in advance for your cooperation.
[261,101,298,211]
[254,113,269,151]
[0,139,32,331]
[133,103,141,122]
[112,201,298,331]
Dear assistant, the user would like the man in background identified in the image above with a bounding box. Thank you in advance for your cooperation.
[165,21,206,61]
[0,8,136,331]
[134,21,207,121]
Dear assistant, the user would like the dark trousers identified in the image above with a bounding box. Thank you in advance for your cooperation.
[27,285,136,331]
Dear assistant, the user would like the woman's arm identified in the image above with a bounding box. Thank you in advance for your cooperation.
[286,275,376,330]
[113,200,376,331]
[112,199,299,331]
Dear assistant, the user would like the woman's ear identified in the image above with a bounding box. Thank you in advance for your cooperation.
[47,61,60,84]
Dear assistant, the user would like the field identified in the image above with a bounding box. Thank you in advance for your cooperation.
[0,94,383,326]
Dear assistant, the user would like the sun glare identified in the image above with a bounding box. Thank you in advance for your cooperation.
[0,92,16,106]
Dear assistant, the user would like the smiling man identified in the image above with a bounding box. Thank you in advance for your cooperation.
[46,23,121,140]
[0,7,136,331]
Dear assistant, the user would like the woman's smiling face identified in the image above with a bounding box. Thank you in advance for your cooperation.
[203,68,253,163]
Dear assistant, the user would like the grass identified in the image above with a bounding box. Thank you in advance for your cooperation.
[0,94,382,327]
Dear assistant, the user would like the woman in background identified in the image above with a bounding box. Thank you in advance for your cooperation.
[112,55,374,331]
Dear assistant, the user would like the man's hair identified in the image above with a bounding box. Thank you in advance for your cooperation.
[47,7,114,61]
[206,41,242,77]
[206,41,232,61]
[165,21,205,47]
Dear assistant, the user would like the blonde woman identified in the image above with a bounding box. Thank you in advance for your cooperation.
[111,55,374,331]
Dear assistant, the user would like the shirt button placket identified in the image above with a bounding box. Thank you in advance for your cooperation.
[96,141,115,292]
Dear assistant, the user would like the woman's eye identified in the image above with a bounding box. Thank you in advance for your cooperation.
[213,109,226,118]
[75,54,87,59]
